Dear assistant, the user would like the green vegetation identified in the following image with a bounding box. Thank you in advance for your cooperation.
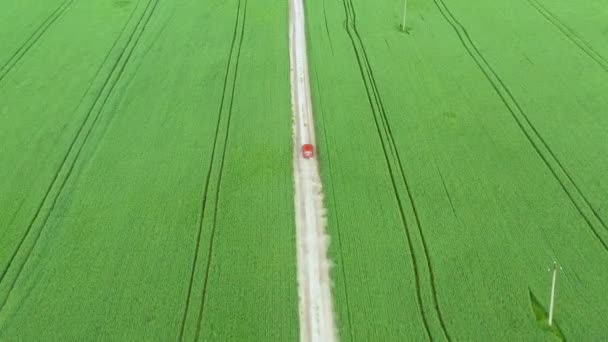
[0,0,296,340]
[2,0,607,340]
[308,0,608,340]
[529,290,565,341]
[0,0,65,71]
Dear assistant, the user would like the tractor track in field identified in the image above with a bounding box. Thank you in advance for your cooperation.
[0,0,159,311]
[436,167,458,219]
[341,1,451,340]
[0,0,74,83]
[0,0,142,280]
[177,1,247,339]
[433,0,608,252]
[525,0,608,72]
[321,0,334,55]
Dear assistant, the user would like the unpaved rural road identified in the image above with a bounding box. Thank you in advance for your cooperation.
[289,0,336,341]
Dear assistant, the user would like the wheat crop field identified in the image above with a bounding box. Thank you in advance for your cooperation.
[1,0,607,340]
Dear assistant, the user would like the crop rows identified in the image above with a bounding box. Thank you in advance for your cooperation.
[0,0,296,340]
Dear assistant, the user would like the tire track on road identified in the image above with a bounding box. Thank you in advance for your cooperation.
[433,0,608,251]
[0,0,74,83]
[0,0,159,311]
[341,0,451,340]
[525,0,608,72]
[177,1,247,340]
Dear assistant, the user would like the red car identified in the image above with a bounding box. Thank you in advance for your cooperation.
[302,144,314,158]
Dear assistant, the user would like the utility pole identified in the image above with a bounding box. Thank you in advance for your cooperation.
[548,261,562,327]
[401,0,407,32]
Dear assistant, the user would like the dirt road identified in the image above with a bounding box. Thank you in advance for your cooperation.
[289,0,336,340]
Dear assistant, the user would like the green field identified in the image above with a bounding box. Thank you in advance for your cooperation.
[1,0,607,340]
[309,0,608,340]
[1,0,297,340]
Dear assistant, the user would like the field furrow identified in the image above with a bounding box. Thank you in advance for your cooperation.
[178,1,248,339]
[526,0,608,66]
[0,0,74,83]
[525,0,608,72]
[432,0,608,249]
[0,0,161,304]
[0,0,66,68]
[439,0,608,227]
[196,0,298,339]
[0,0,146,291]
[342,0,451,339]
